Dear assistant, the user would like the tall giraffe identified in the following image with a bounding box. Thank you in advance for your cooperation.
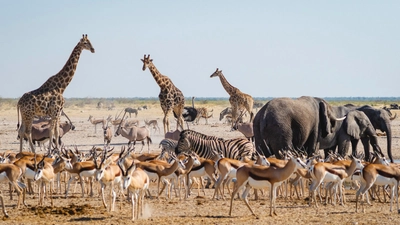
[17,34,95,153]
[210,68,254,127]
[141,54,185,134]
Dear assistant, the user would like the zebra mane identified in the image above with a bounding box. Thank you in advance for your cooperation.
[181,129,223,141]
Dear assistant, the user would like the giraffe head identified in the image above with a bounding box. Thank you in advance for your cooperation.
[210,68,222,78]
[141,54,153,71]
[79,34,95,53]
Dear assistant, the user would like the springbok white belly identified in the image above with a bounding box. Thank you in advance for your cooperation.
[24,168,35,180]
[247,177,271,189]
[80,169,96,177]
[374,175,397,186]
[144,171,159,181]
[113,176,121,184]
[322,172,341,183]
[189,167,205,178]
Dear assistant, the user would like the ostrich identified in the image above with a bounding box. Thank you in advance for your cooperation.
[173,96,198,129]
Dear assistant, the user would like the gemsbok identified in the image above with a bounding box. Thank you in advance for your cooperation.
[115,119,152,153]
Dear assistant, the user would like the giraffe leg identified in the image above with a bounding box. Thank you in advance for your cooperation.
[179,110,185,130]
[230,105,238,129]
[48,119,56,152]
[53,118,60,150]
[18,123,26,153]
[26,121,36,153]
[163,113,168,134]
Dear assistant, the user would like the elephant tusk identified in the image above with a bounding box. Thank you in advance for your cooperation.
[390,112,397,120]
[336,116,346,121]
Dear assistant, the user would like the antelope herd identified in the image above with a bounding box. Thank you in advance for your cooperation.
[0,99,397,223]
[2,118,400,222]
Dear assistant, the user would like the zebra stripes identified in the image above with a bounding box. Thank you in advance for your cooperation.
[175,129,255,160]
[159,138,178,153]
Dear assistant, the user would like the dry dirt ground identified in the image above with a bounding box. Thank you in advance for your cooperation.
[0,103,399,225]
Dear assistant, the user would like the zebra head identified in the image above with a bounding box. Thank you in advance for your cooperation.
[175,132,191,155]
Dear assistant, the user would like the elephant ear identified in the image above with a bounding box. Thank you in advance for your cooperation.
[319,101,331,138]
[345,112,361,139]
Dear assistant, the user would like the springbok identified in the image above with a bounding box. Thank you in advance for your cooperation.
[117,160,149,221]
[144,119,161,134]
[103,120,112,147]
[356,162,400,213]
[33,153,64,206]
[0,163,27,209]
[308,155,363,207]
[88,115,109,133]
[229,152,306,217]
[119,148,185,199]
[93,149,122,212]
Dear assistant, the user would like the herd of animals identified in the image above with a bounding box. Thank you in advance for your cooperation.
[0,34,399,221]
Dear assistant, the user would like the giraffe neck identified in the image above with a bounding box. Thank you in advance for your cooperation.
[218,73,237,96]
[39,42,84,93]
[148,62,167,89]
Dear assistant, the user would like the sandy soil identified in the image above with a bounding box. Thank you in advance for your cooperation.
[0,103,399,225]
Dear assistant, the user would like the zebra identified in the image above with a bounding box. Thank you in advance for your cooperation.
[159,138,178,155]
[175,129,255,160]
[125,107,138,118]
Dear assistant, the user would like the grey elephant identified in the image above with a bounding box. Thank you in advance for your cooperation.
[320,108,383,160]
[253,96,344,158]
[345,104,397,162]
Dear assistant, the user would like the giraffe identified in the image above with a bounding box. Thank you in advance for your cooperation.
[210,68,254,127]
[17,34,95,153]
[141,54,185,134]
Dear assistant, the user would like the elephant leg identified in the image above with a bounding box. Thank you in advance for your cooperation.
[350,138,359,157]
[337,134,351,158]
[304,132,318,157]
[361,137,371,161]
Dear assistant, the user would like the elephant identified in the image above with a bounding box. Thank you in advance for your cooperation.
[345,104,397,162]
[253,96,344,158]
[319,108,383,161]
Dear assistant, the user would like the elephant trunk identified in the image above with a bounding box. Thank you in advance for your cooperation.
[383,123,394,163]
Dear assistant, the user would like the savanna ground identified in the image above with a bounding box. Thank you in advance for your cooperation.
[0,98,399,225]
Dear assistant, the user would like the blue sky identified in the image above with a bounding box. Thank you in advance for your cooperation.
[1,1,399,99]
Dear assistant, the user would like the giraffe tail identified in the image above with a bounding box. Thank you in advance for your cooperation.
[16,104,20,130]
